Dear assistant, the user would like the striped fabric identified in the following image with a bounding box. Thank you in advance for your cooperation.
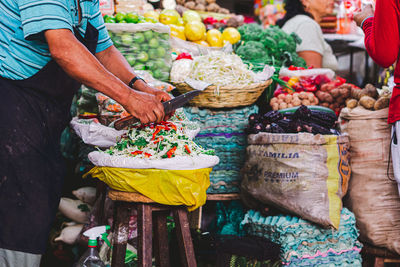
[0,0,113,80]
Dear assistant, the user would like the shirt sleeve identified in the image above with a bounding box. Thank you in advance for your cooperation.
[16,0,73,41]
[294,21,324,55]
[362,0,400,68]
[89,0,113,53]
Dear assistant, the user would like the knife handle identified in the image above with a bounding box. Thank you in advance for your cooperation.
[114,115,139,130]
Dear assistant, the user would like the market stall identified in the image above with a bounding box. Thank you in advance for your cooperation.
[39,1,400,267]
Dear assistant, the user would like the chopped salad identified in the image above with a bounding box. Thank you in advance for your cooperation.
[106,121,214,159]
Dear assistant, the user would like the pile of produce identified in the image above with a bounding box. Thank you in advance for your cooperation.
[345,84,391,111]
[103,12,158,24]
[246,105,338,135]
[235,24,306,70]
[164,9,241,47]
[270,91,319,110]
[170,51,261,86]
[176,0,230,14]
[105,121,215,159]
[107,26,171,81]
[315,79,358,113]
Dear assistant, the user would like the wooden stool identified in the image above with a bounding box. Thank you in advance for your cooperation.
[362,243,400,267]
[109,190,197,267]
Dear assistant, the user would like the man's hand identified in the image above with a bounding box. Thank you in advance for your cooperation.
[354,5,374,27]
[123,90,165,124]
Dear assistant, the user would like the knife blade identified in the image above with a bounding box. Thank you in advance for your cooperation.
[113,90,201,130]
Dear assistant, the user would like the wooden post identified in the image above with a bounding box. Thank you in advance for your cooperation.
[137,204,153,267]
[173,207,197,267]
[111,201,132,267]
[153,211,170,267]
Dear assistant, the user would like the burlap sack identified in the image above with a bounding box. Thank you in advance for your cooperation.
[340,107,400,254]
[241,132,350,229]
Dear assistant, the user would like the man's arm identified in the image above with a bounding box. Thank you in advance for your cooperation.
[44,29,165,123]
[95,45,171,102]
[355,4,400,68]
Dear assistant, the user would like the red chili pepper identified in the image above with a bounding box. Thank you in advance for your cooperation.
[170,123,177,131]
[184,145,191,154]
[131,151,143,155]
[144,153,152,158]
[176,52,193,61]
[153,136,164,144]
[166,146,177,158]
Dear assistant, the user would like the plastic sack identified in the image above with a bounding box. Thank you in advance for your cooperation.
[70,117,126,147]
[106,23,172,82]
[170,36,233,56]
[88,152,219,170]
[241,132,351,229]
[340,107,400,255]
[279,67,335,80]
[85,167,211,211]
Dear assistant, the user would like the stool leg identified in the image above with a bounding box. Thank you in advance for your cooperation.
[173,207,197,267]
[138,204,153,267]
[153,211,170,267]
[111,201,132,267]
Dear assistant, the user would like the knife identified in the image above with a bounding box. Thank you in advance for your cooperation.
[113,90,202,130]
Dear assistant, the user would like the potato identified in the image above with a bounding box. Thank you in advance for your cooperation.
[279,102,288,110]
[206,0,216,3]
[219,7,230,14]
[184,1,196,9]
[270,97,278,104]
[285,94,293,103]
[330,88,341,98]
[374,97,390,110]
[336,96,345,104]
[307,92,315,102]
[310,97,318,105]
[288,103,294,108]
[324,93,334,103]
[195,0,206,5]
[206,3,219,12]
[293,92,300,98]
[272,103,279,111]
[359,95,376,110]
[329,104,335,110]
[278,94,286,100]
[299,91,308,100]
[346,99,358,109]
[292,98,301,106]
[302,99,311,106]
[196,3,206,11]
[320,83,335,92]
[321,102,330,107]
[340,88,351,98]
[278,99,284,104]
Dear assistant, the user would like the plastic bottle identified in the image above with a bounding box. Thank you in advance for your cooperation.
[74,225,111,267]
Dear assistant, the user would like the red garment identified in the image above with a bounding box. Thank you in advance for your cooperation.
[362,1,400,124]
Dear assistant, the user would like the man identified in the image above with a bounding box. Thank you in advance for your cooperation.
[0,0,170,265]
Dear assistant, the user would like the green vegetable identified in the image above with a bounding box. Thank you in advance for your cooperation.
[121,33,134,45]
[137,52,149,62]
[148,38,159,48]
[115,12,126,23]
[148,49,158,59]
[133,32,145,44]
[125,55,136,66]
[143,30,154,41]
[134,63,146,70]
[156,47,166,57]
[125,13,139,23]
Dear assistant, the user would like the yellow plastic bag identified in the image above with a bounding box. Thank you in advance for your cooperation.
[85,167,211,211]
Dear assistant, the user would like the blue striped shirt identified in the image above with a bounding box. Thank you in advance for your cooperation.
[0,0,113,80]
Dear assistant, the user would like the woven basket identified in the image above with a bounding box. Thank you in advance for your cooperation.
[173,79,272,108]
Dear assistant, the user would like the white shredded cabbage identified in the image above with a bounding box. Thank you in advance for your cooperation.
[188,51,256,87]
[104,121,214,160]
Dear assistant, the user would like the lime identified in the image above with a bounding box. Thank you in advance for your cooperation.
[137,51,149,63]
[156,47,166,57]
[115,12,126,23]
[149,38,159,48]
[153,69,162,79]
[146,61,156,70]
[141,43,149,51]
[144,17,157,23]
[121,33,134,45]
[160,72,170,81]
[133,33,145,44]
[148,49,158,59]
[160,33,170,40]
[125,13,139,23]
[154,58,166,69]
[125,55,136,66]
[134,63,146,70]
[143,31,154,41]
[131,43,141,52]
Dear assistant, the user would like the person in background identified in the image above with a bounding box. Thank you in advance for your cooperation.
[276,0,338,70]
[0,0,170,266]
[354,5,400,194]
